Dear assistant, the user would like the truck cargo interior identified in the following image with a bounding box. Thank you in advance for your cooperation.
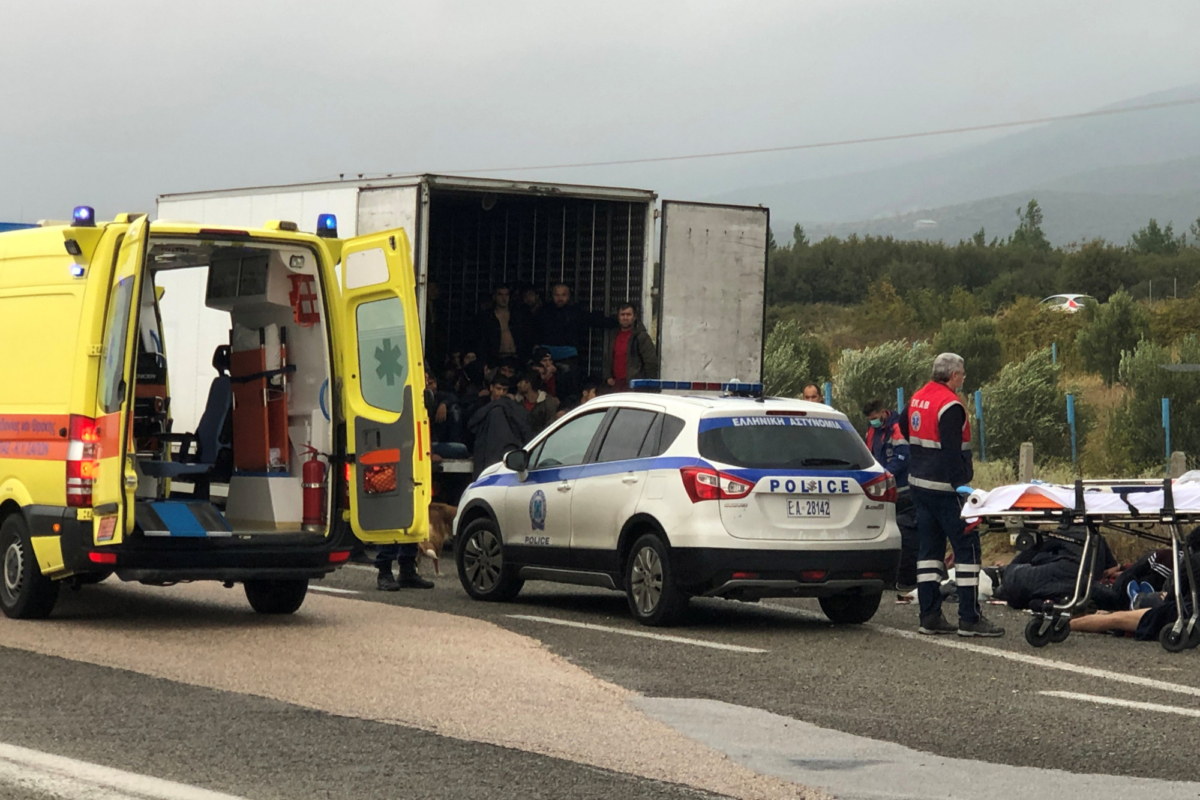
[132,238,333,537]
[425,189,650,373]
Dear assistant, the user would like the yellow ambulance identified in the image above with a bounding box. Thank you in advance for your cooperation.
[0,207,429,618]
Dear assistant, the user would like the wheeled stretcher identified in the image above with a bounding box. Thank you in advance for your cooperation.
[962,479,1200,652]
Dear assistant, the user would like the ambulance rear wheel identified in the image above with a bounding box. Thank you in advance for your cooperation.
[244,578,308,614]
[0,514,59,619]
[819,590,882,624]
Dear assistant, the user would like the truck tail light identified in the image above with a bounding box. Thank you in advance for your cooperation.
[680,467,753,503]
[66,415,99,508]
[862,472,897,504]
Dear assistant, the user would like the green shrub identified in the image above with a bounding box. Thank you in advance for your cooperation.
[932,318,1002,393]
[832,341,934,431]
[763,321,832,398]
[1076,291,1150,385]
[975,349,1080,466]
[995,296,1085,371]
[1111,337,1200,471]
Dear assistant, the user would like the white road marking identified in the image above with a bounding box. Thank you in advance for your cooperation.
[1040,690,1200,718]
[308,585,361,595]
[0,741,248,799]
[763,603,1200,699]
[507,615,769,653]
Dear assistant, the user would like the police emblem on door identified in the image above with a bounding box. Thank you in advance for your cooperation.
[529,490,547,531]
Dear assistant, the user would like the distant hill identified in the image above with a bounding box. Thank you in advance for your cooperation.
[710,85,1200,246]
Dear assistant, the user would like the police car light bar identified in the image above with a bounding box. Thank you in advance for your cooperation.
[629,379,764,395]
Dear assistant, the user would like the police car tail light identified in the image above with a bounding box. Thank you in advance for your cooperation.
[862,472,897,503]
[680,467,752,502]
[66,415,100,508]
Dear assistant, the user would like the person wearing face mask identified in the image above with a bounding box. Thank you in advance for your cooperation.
[907,353,1003,638]
[862,398,917,602]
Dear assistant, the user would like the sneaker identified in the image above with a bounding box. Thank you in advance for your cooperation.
[398,571,435,590]
[376,572,401,592]
[1127,580,1141,610]
[958,615,1005,637]
[919,613,957,635]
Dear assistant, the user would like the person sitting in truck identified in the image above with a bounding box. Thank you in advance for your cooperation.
[474,285,534,364]
[424,370,468,459]
[530,346,558,398]
[467,374,533,477]
[516,370,560,435]
[603,303,658,391]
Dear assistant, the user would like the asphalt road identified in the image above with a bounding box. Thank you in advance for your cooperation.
[7,559,1200,800]
[319,563,1200,783]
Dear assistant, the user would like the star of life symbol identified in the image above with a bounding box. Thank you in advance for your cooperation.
[375,338,403,386]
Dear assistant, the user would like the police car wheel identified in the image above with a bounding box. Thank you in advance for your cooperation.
[818,590,882,625]
[624,534,687,627]
[456,518,523,602]
[0,514,60,620]
[244,579,308,614]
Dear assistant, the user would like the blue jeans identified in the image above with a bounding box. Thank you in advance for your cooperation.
[432,441,469,458]
[376,543,418,572]
[912,488,981,623]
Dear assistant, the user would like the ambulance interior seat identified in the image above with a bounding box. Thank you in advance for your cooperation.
[139,345,234,500]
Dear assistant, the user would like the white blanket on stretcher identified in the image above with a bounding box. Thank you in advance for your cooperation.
[961,481,1200,518]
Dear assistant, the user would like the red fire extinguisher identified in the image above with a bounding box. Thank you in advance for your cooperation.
[301,446,327,532]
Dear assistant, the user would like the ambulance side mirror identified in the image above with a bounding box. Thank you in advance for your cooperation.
[504,449,529,477]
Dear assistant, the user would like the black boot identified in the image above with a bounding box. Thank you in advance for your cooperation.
[376,570,400,592]
[398,559,434,589]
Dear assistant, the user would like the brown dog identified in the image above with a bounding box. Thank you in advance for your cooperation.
[417,502,456,575]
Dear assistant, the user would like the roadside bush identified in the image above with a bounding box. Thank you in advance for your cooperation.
[975,349,1081,466]
[857,278,918,342]
[1076,291,1149,385]
[994,296,1085,371]
[1147,296,1200,347]
[932,317,1002,393]
[763,321,832,398]
[1111,336,1200,471]
[833,341,934,431]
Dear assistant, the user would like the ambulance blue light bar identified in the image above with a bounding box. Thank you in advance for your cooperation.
[316,213,338,238]
[630,379,764,395]
[72,206,95,227]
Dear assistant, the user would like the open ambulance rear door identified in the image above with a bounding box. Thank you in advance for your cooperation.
[657,201,769,385]
[335,229,430,544]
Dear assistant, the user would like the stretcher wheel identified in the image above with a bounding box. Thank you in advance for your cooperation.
[1024,616,1052,648]
[1050,616,1071,643]
[1159,625,1189,653]
[1186,623,1200,650]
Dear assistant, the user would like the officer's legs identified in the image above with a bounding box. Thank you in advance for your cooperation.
[375,544,401,574]
[913,489,948,620]
[945,510,982,625]
[894,494,919,592]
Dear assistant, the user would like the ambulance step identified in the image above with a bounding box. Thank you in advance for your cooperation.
[136,501,233,538]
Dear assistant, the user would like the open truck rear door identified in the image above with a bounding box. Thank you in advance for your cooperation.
[92,216,150,542]
[657,201,769,384]
[336,229,430,544]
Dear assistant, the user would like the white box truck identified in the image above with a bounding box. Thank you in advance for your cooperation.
[155,175,769,451]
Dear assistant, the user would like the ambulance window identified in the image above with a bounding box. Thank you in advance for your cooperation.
[356,297,407,413]
[100,277,136,413]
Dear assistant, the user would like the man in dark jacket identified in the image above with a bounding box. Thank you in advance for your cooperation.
[474,285,535,365]
[467,374,533,477]
[863,399,918,599]
[603,303,658,390]
[535,283,612,399]
[908,352,1003,638]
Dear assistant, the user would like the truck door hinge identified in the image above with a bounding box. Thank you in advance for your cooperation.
[88,344,105,357]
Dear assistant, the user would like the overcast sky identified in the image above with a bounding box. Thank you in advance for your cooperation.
[3,0,1200,222]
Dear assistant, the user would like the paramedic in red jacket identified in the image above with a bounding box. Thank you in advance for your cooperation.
[908,353,1004,638]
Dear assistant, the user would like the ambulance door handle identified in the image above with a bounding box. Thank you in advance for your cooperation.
[557,481,571,493]
[124,473,138,489]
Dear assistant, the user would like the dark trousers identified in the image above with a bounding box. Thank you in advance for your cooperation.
[376,543,419,573]
[895,493,919,590]
[913,488,981,623]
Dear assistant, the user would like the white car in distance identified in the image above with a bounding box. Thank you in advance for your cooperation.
[453,382,902,626]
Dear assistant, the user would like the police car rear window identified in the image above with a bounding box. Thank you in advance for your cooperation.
[697,416,872,470]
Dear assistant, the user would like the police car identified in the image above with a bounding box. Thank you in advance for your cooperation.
[453,381,901,626]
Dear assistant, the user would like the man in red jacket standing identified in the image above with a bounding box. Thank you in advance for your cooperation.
[908,353,1003,638]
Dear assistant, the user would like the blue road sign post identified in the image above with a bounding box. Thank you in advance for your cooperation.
[1163,397,1172,476]
[974,390,986,462]
[1052,342,1057,366]
[1067,393,1077,469]
[823,381,832,406]
[896,387,905,414]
